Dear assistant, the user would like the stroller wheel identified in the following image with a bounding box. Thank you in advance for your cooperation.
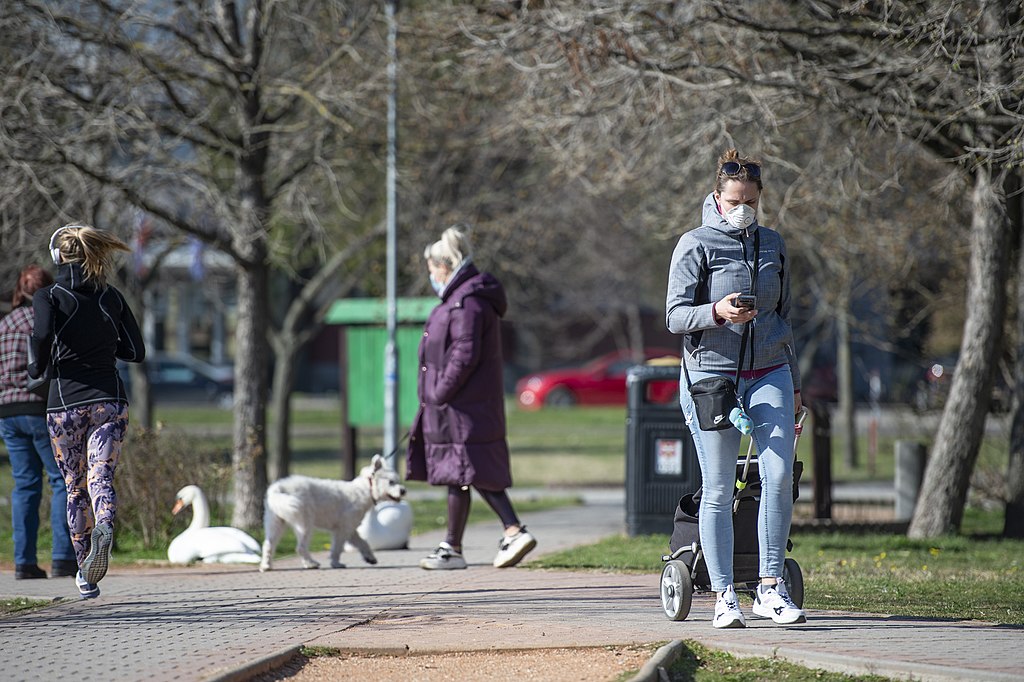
[660,560,693,621]
[783,558,805,608]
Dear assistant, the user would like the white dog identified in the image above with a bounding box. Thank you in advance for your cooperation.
[259,454,406,572]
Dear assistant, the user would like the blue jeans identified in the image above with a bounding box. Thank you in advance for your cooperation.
[679,365,796,592]
[0,414,75,565]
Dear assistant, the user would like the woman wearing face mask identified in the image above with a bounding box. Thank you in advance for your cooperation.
[665,150,804,628]
[407,225,537,570]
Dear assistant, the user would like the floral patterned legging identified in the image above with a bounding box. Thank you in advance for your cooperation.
[47,402,129,567]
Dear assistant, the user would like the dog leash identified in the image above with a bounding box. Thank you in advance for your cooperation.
[379,430,410,461]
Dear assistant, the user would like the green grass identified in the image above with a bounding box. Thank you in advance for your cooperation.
[140,400,632,485]
[655,640,893,682]
[0,597,53,618]
[530,507,1024,625]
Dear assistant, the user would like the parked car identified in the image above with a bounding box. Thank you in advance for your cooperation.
[120,352,234,408]
[912,356,1010,414]
[515,348,680,409]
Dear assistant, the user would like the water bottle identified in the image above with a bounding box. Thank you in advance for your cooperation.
[729,406,753,435]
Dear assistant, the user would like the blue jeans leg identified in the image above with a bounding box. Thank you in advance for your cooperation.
[0,415,75,565]
[740,366,796,580]
[2,416,44,566]
[679,371,742,593]
[680,365,797,591]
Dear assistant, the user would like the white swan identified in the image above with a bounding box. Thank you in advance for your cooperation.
[346,500,414,551]
[168,485,262,564]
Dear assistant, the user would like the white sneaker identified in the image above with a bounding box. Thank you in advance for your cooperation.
[752,579,806,624]
[75,571,100,599]
[493,528,537,568]
[420,542,467,570]
[713,585,745,628]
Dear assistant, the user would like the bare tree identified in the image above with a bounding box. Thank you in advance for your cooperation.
[267,225,382,481]
[2,1,389,527]
[452,0,1023,536]
[1010,196,1024,537]
[710,0,1023,538]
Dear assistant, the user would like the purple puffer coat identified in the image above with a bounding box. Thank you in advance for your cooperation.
[406,263,512,491]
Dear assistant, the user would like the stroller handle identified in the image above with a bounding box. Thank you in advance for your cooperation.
[794,406,808,436]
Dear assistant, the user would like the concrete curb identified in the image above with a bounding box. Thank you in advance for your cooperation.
[204,645,302,682]
[628,640,685,682]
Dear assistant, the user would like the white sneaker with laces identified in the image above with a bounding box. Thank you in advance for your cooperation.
[752,579,806,624]
[420,542,467,570]
[713,585,745,628]
[493,528,537,568]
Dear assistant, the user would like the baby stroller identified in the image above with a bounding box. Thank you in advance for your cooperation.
[660,408,807,621]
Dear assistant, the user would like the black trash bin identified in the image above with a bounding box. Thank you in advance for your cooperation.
[625,364,700,536]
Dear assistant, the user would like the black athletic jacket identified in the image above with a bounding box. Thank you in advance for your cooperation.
[29,263,146,412]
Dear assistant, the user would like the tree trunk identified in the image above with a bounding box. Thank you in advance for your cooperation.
[909,165,1012,538]
[230,261,270,529]
[836,290,857,469]
[128,362,154,431]
[268,341,299,482]
[1006,171,1024,538]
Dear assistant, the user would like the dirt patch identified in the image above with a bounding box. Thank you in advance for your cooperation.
[252,645,656,682]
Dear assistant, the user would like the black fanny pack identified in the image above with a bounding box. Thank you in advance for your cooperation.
[688,375,738,431]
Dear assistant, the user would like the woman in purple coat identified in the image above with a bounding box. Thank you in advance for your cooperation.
[407,226,537,570]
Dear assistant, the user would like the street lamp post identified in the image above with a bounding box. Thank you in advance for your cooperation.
[383,0,400,469]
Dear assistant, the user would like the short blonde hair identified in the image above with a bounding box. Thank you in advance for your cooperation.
[424,225,472,270]
[52,224,130,285]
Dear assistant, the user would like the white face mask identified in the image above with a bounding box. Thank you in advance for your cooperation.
[429,273,444,296]
[724,204,757,229]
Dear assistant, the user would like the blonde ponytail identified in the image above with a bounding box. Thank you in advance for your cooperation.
[53,225,130,285]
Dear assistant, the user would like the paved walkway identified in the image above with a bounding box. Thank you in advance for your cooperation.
[1,495,1021,682]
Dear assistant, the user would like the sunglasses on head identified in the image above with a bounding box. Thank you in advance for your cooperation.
[720,161,761,179]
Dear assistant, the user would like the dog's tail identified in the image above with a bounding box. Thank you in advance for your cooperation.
[264,483,303,529]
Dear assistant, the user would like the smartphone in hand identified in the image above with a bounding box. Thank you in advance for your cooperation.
[733,294,757,310]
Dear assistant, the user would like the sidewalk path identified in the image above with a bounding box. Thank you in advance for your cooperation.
[1,497,1021,682]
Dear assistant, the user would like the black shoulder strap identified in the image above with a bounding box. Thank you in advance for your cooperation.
[683,230,759,390]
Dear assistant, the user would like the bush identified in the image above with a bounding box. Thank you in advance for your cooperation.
[115,426,233,551]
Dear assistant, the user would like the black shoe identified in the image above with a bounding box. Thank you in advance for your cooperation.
[15,564,47,580]
[51,560,79,578]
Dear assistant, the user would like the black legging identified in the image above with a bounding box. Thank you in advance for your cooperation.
[445,485,520,550]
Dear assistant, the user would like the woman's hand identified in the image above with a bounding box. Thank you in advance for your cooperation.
[714,293,758,324]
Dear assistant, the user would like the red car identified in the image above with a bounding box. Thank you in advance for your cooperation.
[515,348,680,409]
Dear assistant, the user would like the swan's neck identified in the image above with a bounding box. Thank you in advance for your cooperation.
[189,491,211,530]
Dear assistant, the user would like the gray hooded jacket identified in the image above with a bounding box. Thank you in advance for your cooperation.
[665,193,801,391]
